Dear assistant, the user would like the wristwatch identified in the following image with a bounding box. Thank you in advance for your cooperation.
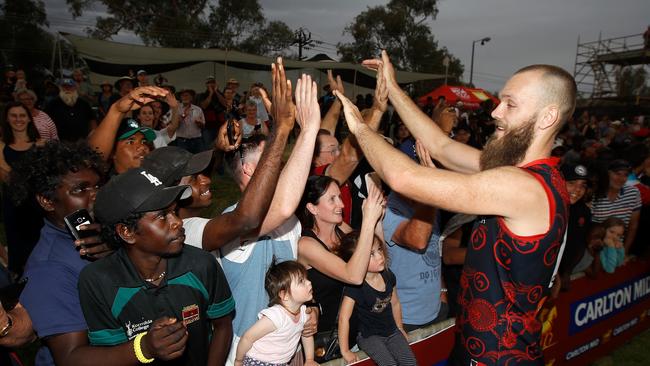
[0,315,13,338]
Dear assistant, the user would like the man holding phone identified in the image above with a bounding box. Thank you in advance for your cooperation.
[78,166,234,365]
[12,141,110,365]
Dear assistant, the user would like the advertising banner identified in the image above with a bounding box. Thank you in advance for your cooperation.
[337,259,650,366]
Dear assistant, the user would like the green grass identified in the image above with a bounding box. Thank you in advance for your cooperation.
[593,328,650,366]
[203,171,242,217]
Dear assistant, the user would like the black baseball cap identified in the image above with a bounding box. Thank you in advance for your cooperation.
[117,118,156,142]
[141,147,213,185]
[608,159,632,172]
[95,167,191,225]
[560,164,589,182]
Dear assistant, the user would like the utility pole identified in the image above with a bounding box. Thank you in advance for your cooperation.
[293,27,314,60]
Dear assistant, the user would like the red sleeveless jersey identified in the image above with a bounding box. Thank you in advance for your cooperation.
[451,158,569,366]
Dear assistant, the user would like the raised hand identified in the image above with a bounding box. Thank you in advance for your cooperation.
[295,74,320,133]
[327,69,345,95]
[333,90,364,135]
[114,86,169,113]
[361,50,398,88]
[373,64,388,113]
[361,175,386,226]
[142,317,188,361]
[164,90,179,109]
[271,57,295,131]
[415,139,436,168]
[215,119,242,152]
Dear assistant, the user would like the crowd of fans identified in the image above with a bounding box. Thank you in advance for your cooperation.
[0,57,647,366]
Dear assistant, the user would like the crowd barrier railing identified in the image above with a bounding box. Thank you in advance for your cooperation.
[322,258,650,366]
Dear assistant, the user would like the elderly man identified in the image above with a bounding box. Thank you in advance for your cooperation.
[45,79,96,142]
[336,51,575,366]
[176,89,205,153]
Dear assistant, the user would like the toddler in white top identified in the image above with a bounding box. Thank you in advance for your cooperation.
[235,260,318,366]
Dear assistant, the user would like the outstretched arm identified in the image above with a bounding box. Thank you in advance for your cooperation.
[256,74,320,235]
[362,51,481,174]
[201,58,294,251]
[164,93,180,138]
[325,67,386,184]
[298,179,385,285]
[334,89,551,237]
[87,86,168,160]
[320,70,344,135]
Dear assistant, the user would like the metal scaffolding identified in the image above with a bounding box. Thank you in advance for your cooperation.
[573,32,649,100]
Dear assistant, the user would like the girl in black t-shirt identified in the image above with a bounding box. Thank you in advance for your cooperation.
[337,232,416,366]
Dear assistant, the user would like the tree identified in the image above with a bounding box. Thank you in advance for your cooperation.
[66,0,295,56]
[337,0,463,94]
[0,0,55,73]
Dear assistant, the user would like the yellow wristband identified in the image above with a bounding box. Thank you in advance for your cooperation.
[134,332,154,364]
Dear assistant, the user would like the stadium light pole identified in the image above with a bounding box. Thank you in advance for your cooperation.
[470,37,491,87]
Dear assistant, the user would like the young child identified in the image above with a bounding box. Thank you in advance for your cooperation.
[235,260,318,366]
[599,217,627,273]
[337,232,416,366]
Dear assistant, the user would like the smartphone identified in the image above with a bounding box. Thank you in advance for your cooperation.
[64,209,95,241]
[0,277,28,311]
[227,119,236,145]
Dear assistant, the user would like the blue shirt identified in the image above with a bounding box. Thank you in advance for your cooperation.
[382,193,441,325]
[218,204,300,337]
[21,219,91,366]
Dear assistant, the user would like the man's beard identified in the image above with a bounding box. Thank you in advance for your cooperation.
[479,116,536,171]
[59,90,79,106]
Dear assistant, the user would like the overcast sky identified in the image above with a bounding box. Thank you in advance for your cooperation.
[45,0,650,93]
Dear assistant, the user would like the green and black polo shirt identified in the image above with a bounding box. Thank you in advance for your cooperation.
[78,245,235,365]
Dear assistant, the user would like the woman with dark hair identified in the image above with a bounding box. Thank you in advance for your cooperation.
[296,175,385,335]
[0,102,44,275]
[136,93,180,149]
[591,159,641,254]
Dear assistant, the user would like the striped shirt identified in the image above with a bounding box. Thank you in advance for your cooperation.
[591,185,642,226]
[32,110,59,141]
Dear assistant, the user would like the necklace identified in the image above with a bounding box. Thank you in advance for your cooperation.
[281,305,301,316]
[144,271,166,283]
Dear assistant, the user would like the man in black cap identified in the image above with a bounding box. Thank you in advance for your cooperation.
[78,167,234,365]
[557,163,591,291]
